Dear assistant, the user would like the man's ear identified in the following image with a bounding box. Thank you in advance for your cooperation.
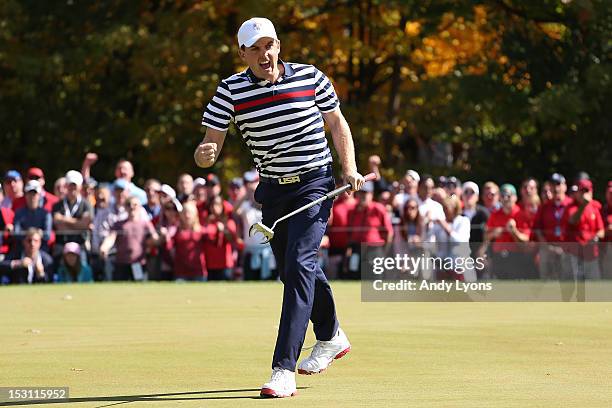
[238,46,246,61]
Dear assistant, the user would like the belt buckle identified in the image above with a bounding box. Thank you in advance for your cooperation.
[278,175,300,185]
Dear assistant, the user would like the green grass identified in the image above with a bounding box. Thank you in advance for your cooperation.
[1,282,612,407]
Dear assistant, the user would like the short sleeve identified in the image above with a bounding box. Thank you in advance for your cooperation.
[313,67,339,113]
[202,81,235,131]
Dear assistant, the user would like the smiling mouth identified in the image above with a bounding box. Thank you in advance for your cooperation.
[259,61,271,70]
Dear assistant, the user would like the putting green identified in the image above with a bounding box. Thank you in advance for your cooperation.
[1,282,611,407]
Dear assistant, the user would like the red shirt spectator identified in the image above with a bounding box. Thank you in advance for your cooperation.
[562,180,605,260]
[171,229,207,279]
[487,204,531,252]
[563,203,604,260]
[203,220,237,269]
[603,181,612,242]
[328,193,356,251]
[12,167,59,213]
[202,197,238,271]
[534,196,573,242]
[0,207,14,255]
[486,185,531,253]
[346,182,393,245]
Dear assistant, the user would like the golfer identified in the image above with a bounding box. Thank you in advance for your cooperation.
[194,17,364,398]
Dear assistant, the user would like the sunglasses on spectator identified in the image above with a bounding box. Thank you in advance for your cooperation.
[579,188,590,193]
[463,190,475,196]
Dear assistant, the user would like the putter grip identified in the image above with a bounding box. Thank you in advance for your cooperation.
[324,172,377,200]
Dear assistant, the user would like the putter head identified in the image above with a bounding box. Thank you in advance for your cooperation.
[249,222,274,244]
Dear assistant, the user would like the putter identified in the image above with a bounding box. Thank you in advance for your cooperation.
[249,172,377,243]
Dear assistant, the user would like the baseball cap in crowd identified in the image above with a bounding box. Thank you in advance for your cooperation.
[550,173,566,184]
[113,179,129,190]
[171,198,183,212]
[230,177,244,188]
[405,170,420,182]
[159,184,176,199]
[27,167,44,179]
[500,184,517,197]
[63,242,81,256]
[193,177,206,188]
[237,17,278,48]
[4,170,21,181]
[361,181,375,193]
[65,170,83,186]
[574,171,590,182]
[577,179,593,192]
[447,176,461,189]
[24,180,42,194]
[206,174,220,186]
[243,170,259,183]
[462,181,479,196]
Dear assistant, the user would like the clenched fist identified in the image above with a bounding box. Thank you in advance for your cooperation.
[194,142,218,168]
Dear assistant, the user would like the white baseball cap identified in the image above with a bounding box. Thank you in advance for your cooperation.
[237,17,278,48]
[462,181,480,196]
[405,169,420,182]
[159,184,176,199]
[24,179,42,194]
[65,170,83,186]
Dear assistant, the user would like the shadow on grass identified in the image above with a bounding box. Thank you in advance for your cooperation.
[0,387,310,407]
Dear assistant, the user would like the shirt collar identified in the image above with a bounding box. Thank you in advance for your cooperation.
[246,60,294,84]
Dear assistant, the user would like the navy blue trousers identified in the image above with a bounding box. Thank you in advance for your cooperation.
[255,168,340,371]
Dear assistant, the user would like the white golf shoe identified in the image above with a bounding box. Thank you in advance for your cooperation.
[260,367,297,398]
[297,328,351,375]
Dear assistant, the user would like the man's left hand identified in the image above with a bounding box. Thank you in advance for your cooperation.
[344,171,365,192]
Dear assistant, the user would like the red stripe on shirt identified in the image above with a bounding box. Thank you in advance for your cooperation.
[235,89,315,112]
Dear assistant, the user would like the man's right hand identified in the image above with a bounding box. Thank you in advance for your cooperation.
[194,142,218,168]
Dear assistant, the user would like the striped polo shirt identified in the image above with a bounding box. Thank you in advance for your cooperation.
[202,61,339,178]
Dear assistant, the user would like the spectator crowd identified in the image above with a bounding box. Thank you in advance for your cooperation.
[1,153,610,284]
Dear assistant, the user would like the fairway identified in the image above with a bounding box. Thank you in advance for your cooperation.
[1,282,612,408]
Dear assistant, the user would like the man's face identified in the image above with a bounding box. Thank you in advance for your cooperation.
[177,175,193,195]
[3,178,22,196]
[356,191,373,205]
[207,184,221,198]
[522,179,538,198]
[483,186,499,207]
[462,188,478,206]
[194,185,207,203]
[553,182,566,198]
[23,233,42,253]
[115,161,134,181]
[114,187,129,206]
[66,183,80,201]
[403,176,418,191]
[25,191,40,209]
[418,179,434,199]
[541,182,553,203]
[96,188,110,209]
[239,37,281,80]
[501,191,516,209]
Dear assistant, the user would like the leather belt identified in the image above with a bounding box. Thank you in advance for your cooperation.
[259,166,332,185]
